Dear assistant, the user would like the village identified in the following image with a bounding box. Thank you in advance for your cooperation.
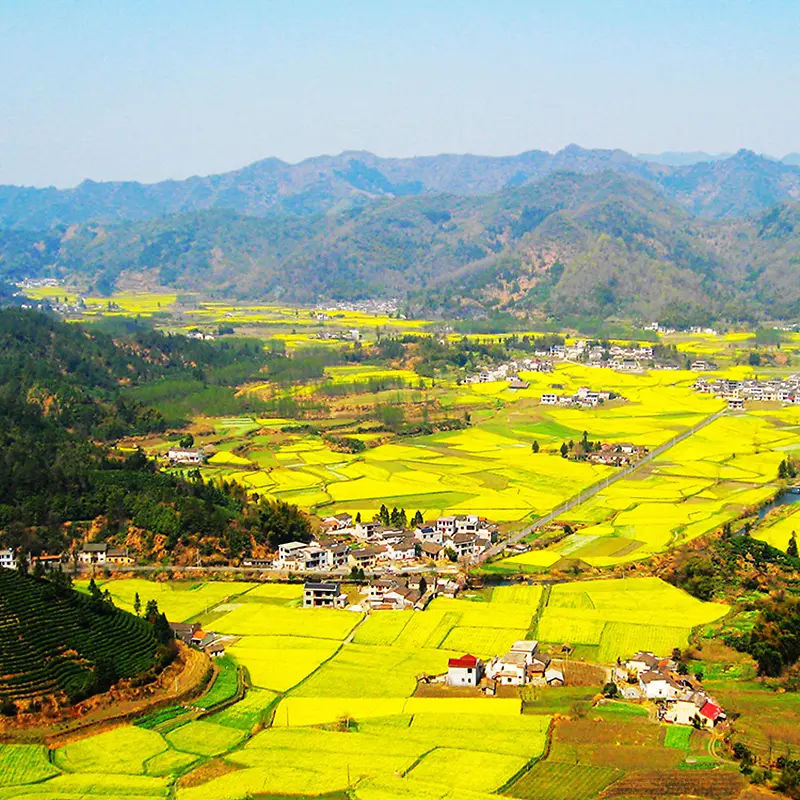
[695,373,800,409]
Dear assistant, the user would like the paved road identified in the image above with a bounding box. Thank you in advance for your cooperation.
[480,407,729,562]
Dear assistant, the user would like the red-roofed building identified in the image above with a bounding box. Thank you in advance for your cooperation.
[699,700,725,727]
[447,653,484,686]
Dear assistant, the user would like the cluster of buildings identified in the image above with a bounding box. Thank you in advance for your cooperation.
[167,448,208,466]
[313,329,362,342]
[616,651,725,729]
[463,359,553,385]
[264,514,496,574]
[446,640,564,690]
[168,621,225,658]
[584,442,648,467]
[695,375,800,409]
[540,386,617,408]
[0,543,133,571]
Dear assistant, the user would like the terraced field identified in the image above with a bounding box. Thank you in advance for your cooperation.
[0,570,160,701]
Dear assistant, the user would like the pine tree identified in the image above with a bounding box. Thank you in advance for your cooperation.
[788,532,798,559]
[560,442,569,458]
[532,441,540,453]
[355,512,362,524]
[133,592,141,616]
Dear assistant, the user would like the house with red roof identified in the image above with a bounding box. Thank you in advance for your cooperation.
[447,653,484,687]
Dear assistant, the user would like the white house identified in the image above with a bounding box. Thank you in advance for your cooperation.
[639,669,682,700]
[447,654,484,686]
[414,526,443,545]
[541,393,559,405]
[274,541,312,569]
[0,548,17,570]
[486,651,528,685]
[303,582,347,608]
[78,543,108,565]
[486,640,547,686]
[167,448,207,466]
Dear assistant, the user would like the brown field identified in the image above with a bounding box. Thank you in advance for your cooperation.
[553,718,661,747]
[560,660,608,687]
[602,769,745,799]
[178,757,242,788]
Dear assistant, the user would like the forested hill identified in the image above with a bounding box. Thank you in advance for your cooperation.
[1,145,799,225]
[4,173,800,323]
[0,309,267,438]
[0,309,312,566]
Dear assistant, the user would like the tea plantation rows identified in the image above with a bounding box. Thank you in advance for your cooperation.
[0,569,160,701]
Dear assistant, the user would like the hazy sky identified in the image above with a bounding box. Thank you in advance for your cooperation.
[1,0,798,187]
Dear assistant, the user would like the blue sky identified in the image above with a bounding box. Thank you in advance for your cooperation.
[1,0,798,187]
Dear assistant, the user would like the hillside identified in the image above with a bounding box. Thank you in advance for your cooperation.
[1,146,800,228]
[4,173,800,321]
[0,569,162,704]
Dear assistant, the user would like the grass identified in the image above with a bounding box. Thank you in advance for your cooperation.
[88,579,258,623]
[166,720,248,757]
[226,635,341,692]
[210,688,279,730]
[193,656,240,709]
[664,725,693,749]
[53,725,168,774]
[212,604,361,640]
[0,745,60,786]
[536,577,729,663]
[407,748,528,793]
[505,762,623,800]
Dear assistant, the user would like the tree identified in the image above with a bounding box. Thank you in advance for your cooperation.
[788,532,798,559]
[602,682,618,698]
[144,599,160,624]
[133,592,141,616]
[355,512,361,524]
[694,669,705,682]
[179,433,194,448]
[412,510,424,527]
[677,662,689,675]
[377,504,390,526]
[532,440,540,453]
[560,442,569,458]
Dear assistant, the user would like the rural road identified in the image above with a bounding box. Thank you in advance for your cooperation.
[480,407,729,562]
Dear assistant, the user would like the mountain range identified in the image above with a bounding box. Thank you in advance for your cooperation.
[1,145,800,322]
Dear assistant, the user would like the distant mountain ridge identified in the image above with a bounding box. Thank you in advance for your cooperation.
[2,145,800,227]
[4,170,799,322]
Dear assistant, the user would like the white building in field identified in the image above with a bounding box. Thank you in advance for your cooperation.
[447,654,484,687]
[0,548,17,570]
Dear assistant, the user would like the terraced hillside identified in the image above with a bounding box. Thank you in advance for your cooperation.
[0,570,162,702]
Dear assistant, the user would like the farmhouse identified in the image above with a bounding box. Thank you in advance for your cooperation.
[639,669,682,700]
[77,543,108,565]
[106,547,133,566]
[167,448,207,466]
[486,640,549,686]
[447,654,484,686]
[303,581,347,608]
[545,667,565,686]
[169,621,201,644]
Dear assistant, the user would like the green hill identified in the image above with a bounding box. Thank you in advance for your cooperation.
[0,569,163,705]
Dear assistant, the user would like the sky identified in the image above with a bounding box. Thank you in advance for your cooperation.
[1,0,799,188]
